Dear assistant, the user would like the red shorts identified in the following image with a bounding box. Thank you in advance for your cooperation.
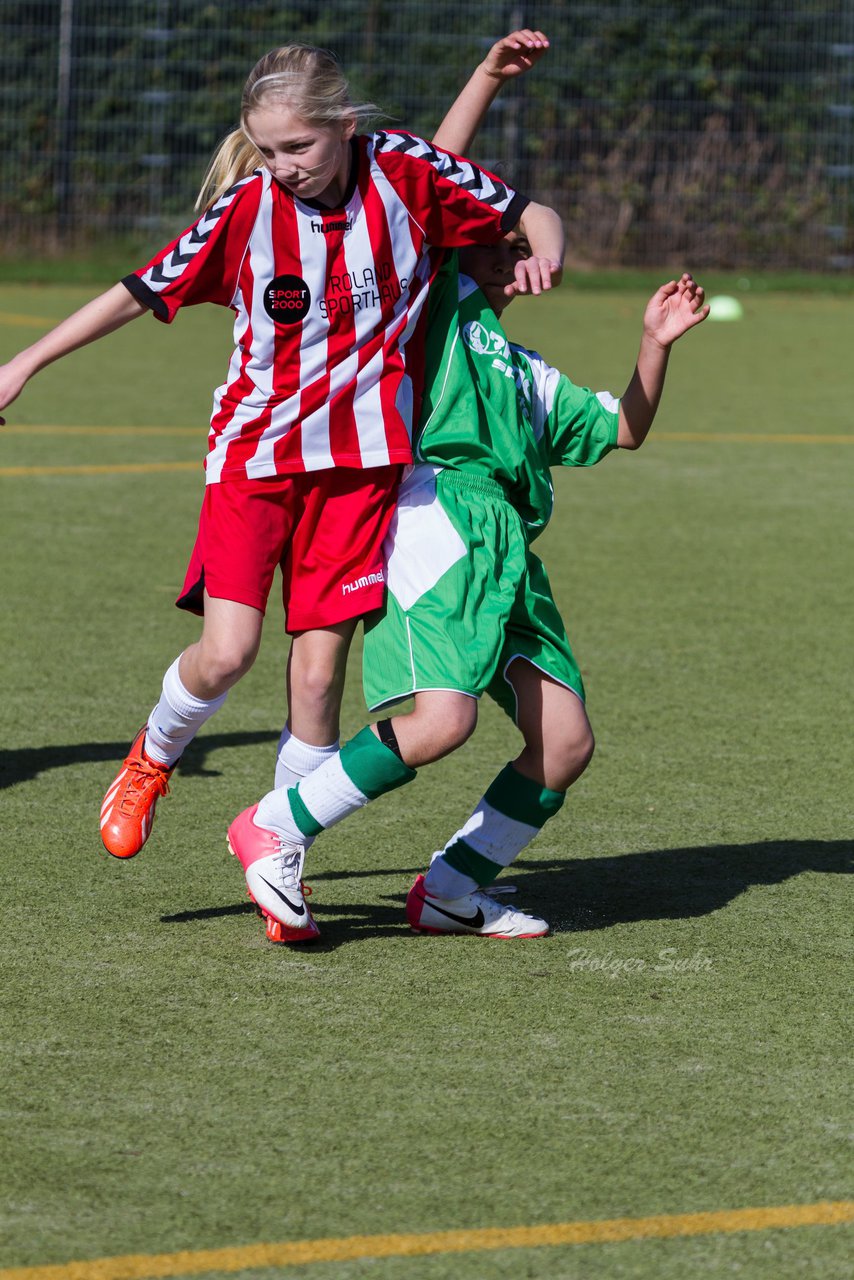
[177,465,401,632]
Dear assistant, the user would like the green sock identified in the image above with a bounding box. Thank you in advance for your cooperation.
[257,726,416,842]
[426,763,565,896]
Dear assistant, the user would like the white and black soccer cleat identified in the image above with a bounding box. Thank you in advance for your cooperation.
[406,874,548,938]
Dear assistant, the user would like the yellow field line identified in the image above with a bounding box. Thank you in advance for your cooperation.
[2,1200,851,1280]
[1,430,851,480]
[0,313,58,327]
[0,462,198,477]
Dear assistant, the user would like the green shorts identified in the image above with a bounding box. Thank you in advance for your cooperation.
[362,467,584,723]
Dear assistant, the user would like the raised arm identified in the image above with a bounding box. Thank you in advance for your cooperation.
[617,274,709,449]
[0,282,147,424]
[507,201,565,299]
[433,29,550,155]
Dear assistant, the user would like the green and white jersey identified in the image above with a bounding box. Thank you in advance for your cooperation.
[414,254,620,539]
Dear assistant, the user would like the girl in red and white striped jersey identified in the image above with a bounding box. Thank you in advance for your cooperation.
[0,39,564,862]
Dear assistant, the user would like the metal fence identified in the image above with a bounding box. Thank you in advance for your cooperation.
[2,0,852,270]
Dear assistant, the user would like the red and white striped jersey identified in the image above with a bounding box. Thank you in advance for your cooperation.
[124,132,528,482]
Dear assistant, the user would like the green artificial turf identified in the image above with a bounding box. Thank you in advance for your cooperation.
[0,284,851,1278]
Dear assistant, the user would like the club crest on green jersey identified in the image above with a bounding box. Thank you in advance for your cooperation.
[462,319,532,417]
[462,319,507,357]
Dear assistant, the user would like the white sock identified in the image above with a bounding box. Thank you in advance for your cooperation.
[423,851,479,900]
[256,754,366,849]
[423,764,565,899]
[255,786,312,849]
[258,726,416,852]
[144,656,227,767]
[274,725,339,789]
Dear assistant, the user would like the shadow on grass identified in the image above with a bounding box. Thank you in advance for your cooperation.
[518,839,852,932]
[159,839,851,946]
[0,730,280,789]
[160,896,409,947]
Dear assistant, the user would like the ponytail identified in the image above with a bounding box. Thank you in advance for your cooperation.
[195,129,262,211]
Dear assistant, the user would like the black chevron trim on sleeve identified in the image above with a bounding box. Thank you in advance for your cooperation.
[440,154,463,178]
[459,169,509,207]
[166,247,197,269]
[375,129,515,213]
[121,272,169,320]
[142,174,256,291]
[147,258,181,284]
[396,135,433,158]
[375,130,439,162]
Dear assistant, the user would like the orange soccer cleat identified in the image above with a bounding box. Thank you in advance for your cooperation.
[100,726,174,859]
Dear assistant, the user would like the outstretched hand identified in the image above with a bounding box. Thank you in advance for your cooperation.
[432,29,549,156]
[481,29,550,81]
[644,273,709,347]
[617,274,709,449]
[506,255,562,300]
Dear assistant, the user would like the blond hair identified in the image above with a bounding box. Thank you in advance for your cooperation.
[196,44,378,210]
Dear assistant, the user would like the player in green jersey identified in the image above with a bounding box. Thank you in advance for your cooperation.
[226,31,709,941]
[228,248,708,940]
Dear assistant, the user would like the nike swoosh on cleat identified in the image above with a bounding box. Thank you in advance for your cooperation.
[257,876,306,917]
[417,893,485,929]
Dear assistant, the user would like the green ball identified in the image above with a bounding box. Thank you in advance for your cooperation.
[708,295,744,322]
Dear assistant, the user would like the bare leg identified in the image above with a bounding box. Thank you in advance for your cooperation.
[375,690,479,767]
[285,620,358,746]
[178,593,265,699]
[507,658,594,791]
[421,661,592,903]
[256,687,477,846]
[102,594,264,858]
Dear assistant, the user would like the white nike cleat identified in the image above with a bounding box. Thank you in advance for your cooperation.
[406,874,548,939]
[227,804,320,943]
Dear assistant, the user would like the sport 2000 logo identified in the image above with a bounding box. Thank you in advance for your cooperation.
[264,275,311,324]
